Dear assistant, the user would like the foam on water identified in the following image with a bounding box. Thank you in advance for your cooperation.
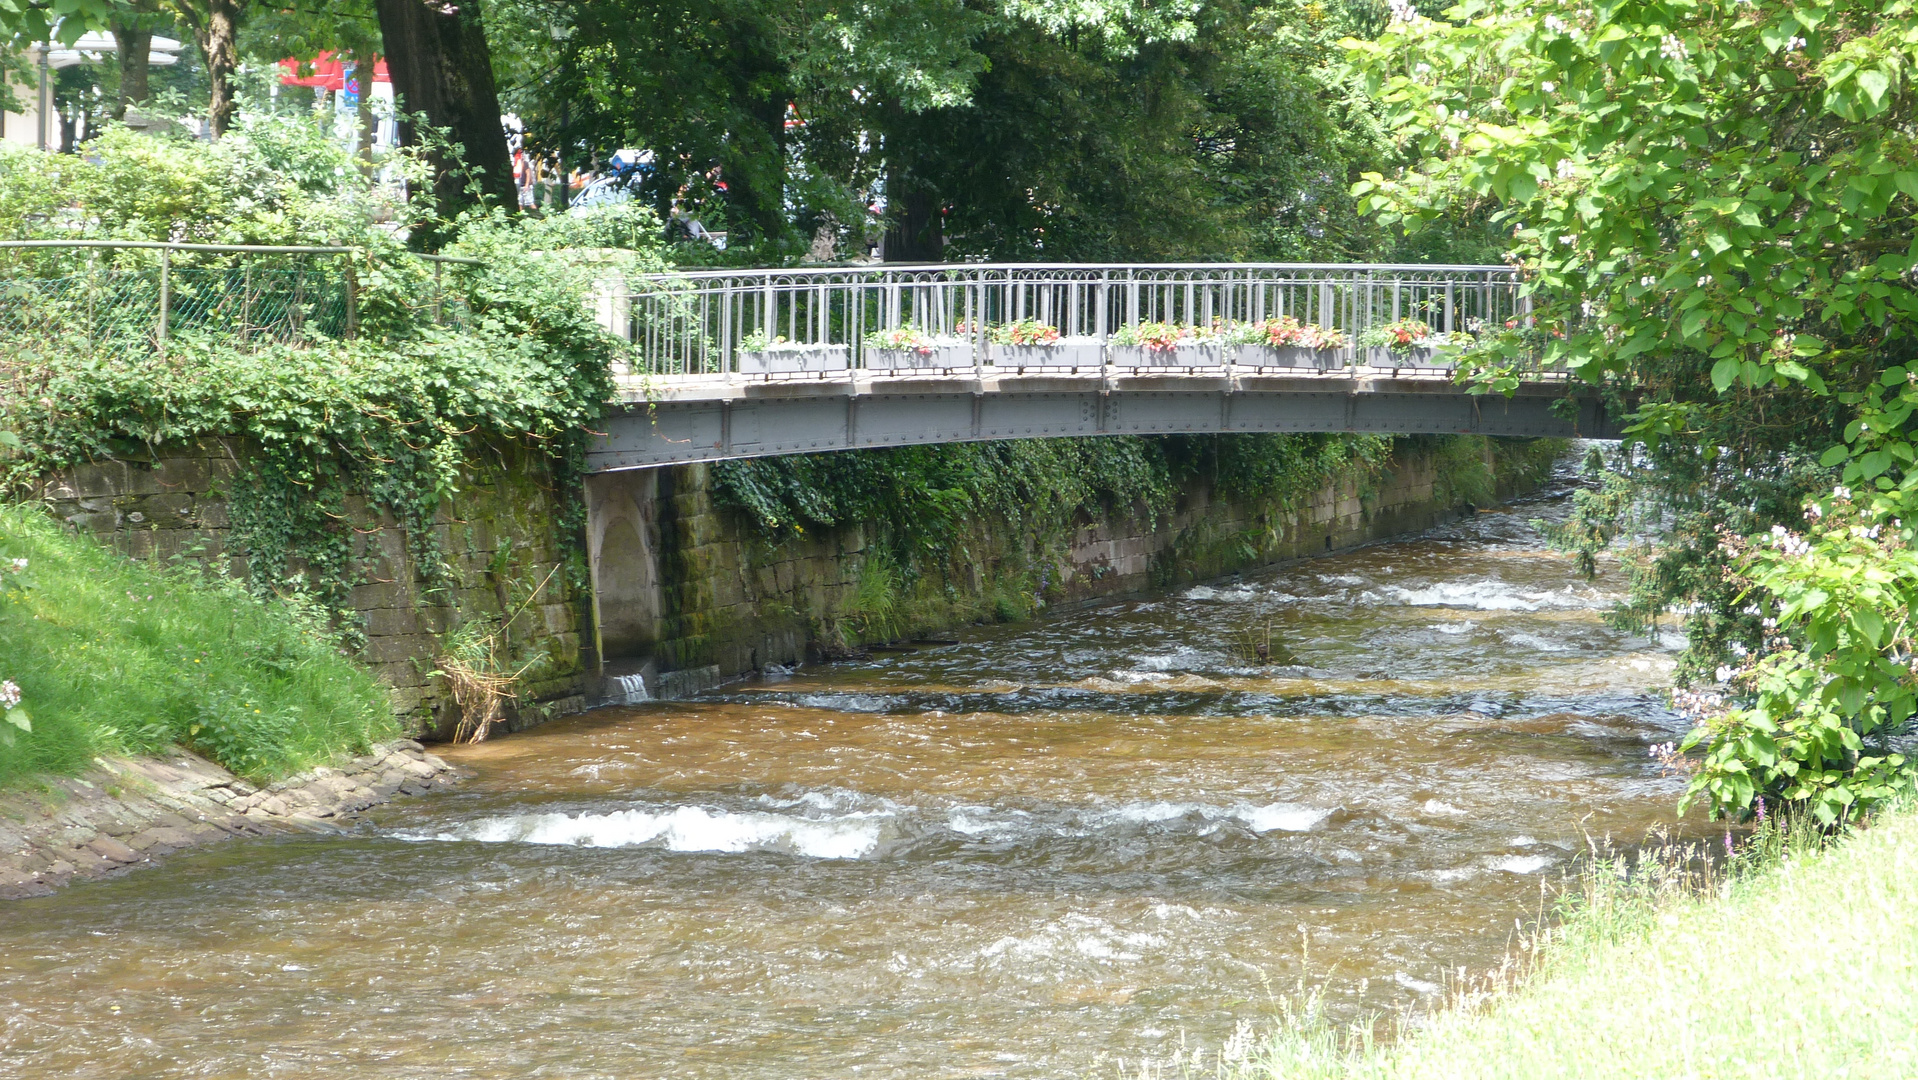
[419,805,891,860]
[1181,584,1258,602]
[1490,854,1553,874]
[1098,800,1331,833]
[1129,646,1211,672]
[1366,579,1607,612]
[978,913,1167,965]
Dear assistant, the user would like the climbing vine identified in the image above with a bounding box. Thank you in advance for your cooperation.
[711,433,1399,576]
[0,120,658,633]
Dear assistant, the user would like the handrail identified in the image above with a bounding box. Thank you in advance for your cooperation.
[614,261,1533,378]
[637,261,1520,283]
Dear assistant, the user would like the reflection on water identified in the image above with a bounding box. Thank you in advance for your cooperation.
[0,452,1692,1080]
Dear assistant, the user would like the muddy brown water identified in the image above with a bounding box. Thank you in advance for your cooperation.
[0,461,1692,1079]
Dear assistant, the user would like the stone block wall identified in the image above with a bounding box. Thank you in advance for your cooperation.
[35,438,593,738]
[33,432,1558,739]
[587,436,1563,692]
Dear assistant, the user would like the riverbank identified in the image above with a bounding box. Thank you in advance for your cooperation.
[1202,804,1918,1079]
[0,740,464,900]
[0,503,398,787]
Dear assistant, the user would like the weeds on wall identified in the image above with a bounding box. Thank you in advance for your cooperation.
[713,433,1395,569]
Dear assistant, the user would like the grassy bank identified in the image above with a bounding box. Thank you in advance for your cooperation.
[1196,806,1918,1079]
[0,504,396,788]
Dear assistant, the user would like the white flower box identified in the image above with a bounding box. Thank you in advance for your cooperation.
[1110,341,1224,369]
[739,344,851,375]
[1234,345,1345,372]
[866,342,974,371]
[994,338,1105,370]
[1365,344,1448,371]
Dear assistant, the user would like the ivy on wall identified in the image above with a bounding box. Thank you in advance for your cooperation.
[711,432,1397,574]
[0,119,658,643]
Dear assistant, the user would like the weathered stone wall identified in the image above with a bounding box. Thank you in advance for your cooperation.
[35,438,593,738]
[587,436,1563,695]
[35,433,1558,734]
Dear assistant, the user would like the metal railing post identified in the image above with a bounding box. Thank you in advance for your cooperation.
[157,246,170,357]
[343,256,360,340]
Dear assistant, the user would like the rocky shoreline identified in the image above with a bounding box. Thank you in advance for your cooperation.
[0,740,465,900]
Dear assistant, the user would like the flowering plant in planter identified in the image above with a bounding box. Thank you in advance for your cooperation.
[1298,325,1350,350]
[987,319,1063,346]
[864,325,937,354]
[739,330,853,374]
[740,330,793,351]
[1222,316,1304,346]
[1112,321,1211,352]
[1360,319,1434,353]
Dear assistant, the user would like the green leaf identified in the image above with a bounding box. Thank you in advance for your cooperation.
[1710,356,1740,391]
[1857,69,1892,109]
[1852,607,1887,648]
[4,707,27,734]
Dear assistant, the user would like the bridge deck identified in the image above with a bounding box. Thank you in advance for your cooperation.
[591,369,1611,472]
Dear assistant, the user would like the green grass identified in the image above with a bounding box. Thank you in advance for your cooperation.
[1189,807,1918,1080]
[0,503,397,788]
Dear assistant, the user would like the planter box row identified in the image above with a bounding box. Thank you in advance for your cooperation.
[737,341,1461,374]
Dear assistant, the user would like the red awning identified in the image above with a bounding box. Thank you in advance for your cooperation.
[278,52,390,90]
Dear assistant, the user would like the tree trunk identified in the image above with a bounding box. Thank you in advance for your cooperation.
[720,92,788,246]
[883,174,943,263]
[374,0,516,219]
[110,20,153,122]
[201,0,244,138]
[345,48,379,175]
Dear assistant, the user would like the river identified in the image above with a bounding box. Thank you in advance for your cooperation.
[0,454,1690,1079]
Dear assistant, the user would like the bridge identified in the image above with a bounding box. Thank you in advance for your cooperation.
[589,262,1617,471]
[0,247,1618,474]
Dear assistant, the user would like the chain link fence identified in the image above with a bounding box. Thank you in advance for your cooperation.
[0,241,475,358]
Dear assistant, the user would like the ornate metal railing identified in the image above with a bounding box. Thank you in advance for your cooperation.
[614,263,1533,377]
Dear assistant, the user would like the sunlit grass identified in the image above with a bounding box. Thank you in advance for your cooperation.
[0,503,397,787]
[1153,805,1918,1079]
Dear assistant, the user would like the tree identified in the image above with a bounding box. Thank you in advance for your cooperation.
[505,0,1398,262]
[1346,0,1918,819]
[240,0,385,162]
[373,0,515,218]
[164,0,248,137]
[0,0,119,45]
[108,1,165,121]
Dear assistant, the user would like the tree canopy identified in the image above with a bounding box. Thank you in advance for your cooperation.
[1347,0,1918,821]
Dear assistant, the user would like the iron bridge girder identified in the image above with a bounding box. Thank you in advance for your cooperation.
[586,375,1618,472]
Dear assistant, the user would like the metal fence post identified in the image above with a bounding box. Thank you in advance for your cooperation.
[343,256,360,340]
[157,246,170,357]
[432,259,444,325]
